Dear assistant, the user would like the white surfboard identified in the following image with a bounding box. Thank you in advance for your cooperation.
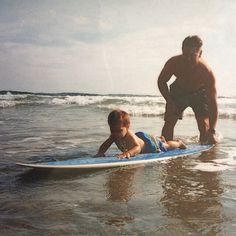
[16,144,214,170]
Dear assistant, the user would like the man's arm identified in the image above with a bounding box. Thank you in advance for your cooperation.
[157,58,175,102]
[205,70,218,143]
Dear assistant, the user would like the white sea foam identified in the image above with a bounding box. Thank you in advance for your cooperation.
[1,92,236,120]
[9,137,43,144]
[51,95,108,105]
[21,137,43,142]
[0,92,28,100]
[192,146,236,172]
[214,147,236,166]
[218,97,236,106]
[0,100,18,108]
[192,162,233,172]
[50,97,67,105]
[98,104,165,116]
[50,95,164,106]
[117,96,165,104]
[0,92,29,107]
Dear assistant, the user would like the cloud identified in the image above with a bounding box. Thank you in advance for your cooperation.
[0,0,236,95]
[0,1,98,46]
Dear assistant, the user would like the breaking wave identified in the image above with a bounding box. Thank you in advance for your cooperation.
[1,91,236,119]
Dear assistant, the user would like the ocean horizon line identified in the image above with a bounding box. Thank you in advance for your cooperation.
[0,90,160,97]
[0,90,234,99]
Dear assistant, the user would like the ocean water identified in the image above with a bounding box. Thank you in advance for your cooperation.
[0,91,236,235]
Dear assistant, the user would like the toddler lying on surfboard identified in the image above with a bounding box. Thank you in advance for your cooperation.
[95,109,186,159]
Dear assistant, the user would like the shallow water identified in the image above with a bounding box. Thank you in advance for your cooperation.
[1,94,236,235]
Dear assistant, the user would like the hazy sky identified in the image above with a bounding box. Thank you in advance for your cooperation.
[0,0,236,96]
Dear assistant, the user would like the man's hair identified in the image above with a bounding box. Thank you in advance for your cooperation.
[182,35,203,49]
[108,109,130,128]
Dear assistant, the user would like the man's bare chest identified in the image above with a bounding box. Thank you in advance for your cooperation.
[174,64,205,84]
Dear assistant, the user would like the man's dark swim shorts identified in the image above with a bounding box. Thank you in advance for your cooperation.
[165,81,209,120]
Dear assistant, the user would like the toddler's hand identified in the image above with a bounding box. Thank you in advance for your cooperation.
[117,152,131,159]
[93,153,105,158]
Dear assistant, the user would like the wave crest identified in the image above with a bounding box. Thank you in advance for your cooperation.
[1,92,236,120]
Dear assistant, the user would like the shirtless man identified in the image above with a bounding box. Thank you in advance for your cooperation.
[157,35,218,144]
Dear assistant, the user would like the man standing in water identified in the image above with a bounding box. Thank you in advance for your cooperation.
[158,35,218,144]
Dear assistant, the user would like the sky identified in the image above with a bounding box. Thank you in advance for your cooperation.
[0,0,236,96]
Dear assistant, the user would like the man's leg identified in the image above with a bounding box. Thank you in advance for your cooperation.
[161,118,178,141]
[195,115,209,143]
[162,100,181,141]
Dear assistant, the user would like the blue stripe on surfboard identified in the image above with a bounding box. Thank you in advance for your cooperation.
[39,144,213,166]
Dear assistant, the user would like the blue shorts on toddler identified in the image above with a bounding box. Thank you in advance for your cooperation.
[135,132,167,153]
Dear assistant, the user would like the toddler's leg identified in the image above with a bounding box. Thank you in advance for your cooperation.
[177,140,187,149]
[159,136,167,143]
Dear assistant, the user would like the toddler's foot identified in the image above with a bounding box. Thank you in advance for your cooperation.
[159,136,166,143]
[177,140,187,149]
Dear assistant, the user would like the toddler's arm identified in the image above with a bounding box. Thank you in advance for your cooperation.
[117,144,142,159]
[95,136,114,157]
[117,132,142,159]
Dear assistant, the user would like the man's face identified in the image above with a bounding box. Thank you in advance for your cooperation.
[182,46,202,66]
